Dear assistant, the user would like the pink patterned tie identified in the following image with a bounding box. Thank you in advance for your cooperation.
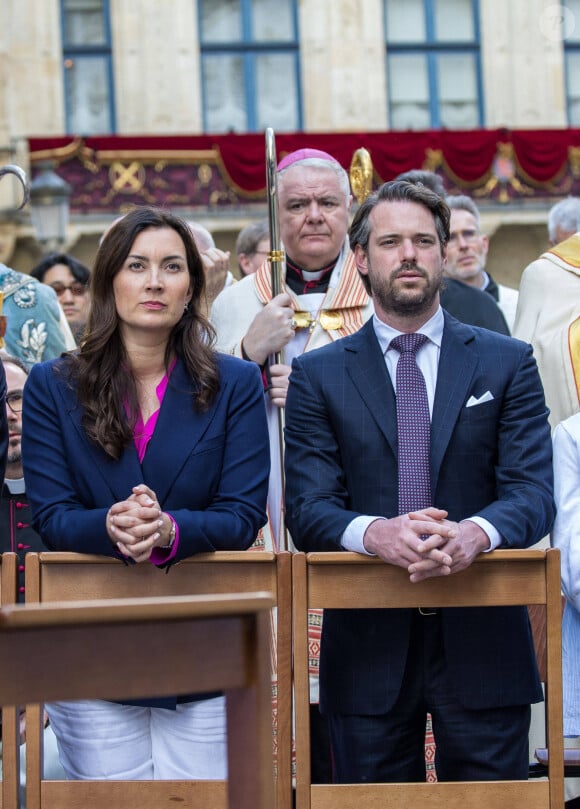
[391,333,431,515]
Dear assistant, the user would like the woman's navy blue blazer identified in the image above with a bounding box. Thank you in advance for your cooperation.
[22,352,270,708]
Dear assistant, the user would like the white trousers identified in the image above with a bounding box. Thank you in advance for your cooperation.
[46,697,227,780]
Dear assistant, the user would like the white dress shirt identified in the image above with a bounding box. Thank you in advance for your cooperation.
[342,307,500,554]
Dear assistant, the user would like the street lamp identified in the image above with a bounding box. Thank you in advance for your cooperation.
[29,161,72,251]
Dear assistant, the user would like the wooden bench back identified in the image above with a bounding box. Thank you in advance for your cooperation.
[0,588,275,809]
[292,549,564,809]
[23,551,292,809]
[0,554,18,809]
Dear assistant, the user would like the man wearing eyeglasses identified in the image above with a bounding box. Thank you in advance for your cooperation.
[444,196,519,332]
[0,354,44,598]
[0,357,66,790]
[29,253,91,344]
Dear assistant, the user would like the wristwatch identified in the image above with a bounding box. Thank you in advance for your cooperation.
[160,516,176,549]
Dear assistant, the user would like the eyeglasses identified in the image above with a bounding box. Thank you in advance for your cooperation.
[49,281,87,297]
[448,229,481,245]
[6,391,23,414]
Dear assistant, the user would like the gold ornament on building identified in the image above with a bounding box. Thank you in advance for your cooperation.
[569,147,580,178]
[198,164,213,185]
[109,161,146,193]
[475,143,533,204]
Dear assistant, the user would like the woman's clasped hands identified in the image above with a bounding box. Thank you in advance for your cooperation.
[106,484,173,563]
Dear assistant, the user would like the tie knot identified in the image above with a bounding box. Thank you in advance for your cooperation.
[391,333,429,356]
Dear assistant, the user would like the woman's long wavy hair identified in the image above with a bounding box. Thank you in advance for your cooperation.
[62,206,219,459]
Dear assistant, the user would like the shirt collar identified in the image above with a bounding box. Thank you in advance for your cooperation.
[373,306,445,355]
[5,477,26,494]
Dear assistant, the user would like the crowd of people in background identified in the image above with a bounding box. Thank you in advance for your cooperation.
[1,156,580,803]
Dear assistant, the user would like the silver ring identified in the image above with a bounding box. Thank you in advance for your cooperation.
[290,318,297,330]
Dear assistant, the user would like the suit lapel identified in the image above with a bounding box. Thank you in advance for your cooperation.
[58,375,143,502]
[344,320,398,455]
[431,314,477,485]
[344,316,479,492]
[59,359,217,506]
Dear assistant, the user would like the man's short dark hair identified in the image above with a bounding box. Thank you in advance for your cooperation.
[29,253,90,286]
[349,180,450,295]
[349,181,450,253]
[395,169,446,198]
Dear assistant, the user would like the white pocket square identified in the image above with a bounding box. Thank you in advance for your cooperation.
[466,391,494,408]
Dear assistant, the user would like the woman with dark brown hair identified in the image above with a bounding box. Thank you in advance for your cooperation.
[22,206,269,780]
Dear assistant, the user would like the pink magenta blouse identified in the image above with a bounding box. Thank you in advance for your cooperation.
[132,359,179,565]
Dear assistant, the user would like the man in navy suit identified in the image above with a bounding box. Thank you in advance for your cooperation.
[284,180,554,783]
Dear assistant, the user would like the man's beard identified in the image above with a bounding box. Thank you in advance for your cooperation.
[7,436,21,466]
[7,447,21,465]
[369,261,443,317]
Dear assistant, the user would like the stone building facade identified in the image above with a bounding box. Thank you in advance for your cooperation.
[0,0,578,286]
